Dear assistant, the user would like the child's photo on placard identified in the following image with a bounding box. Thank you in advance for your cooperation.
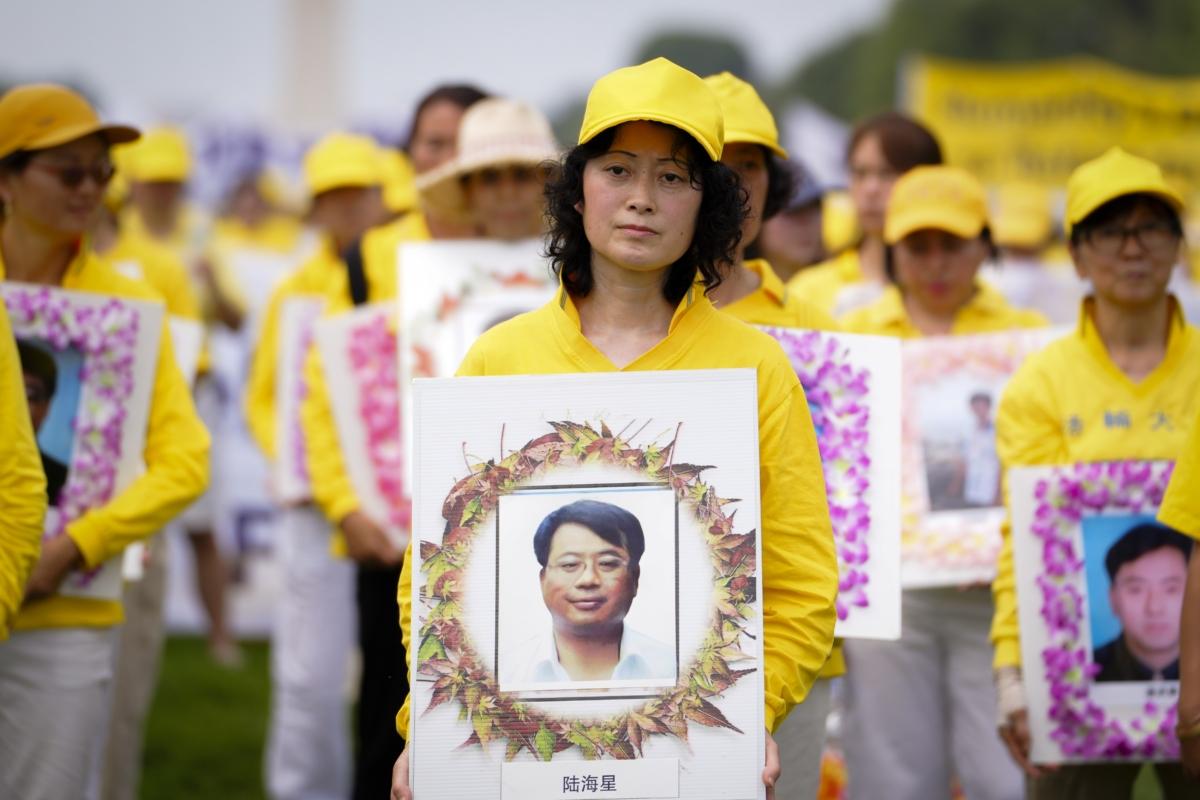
[16,337,84,513]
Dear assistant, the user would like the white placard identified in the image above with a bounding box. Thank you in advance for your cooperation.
[274,296,324,504]
[411,370,766,800]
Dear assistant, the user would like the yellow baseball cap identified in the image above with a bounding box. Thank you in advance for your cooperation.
[303,133,382,199]
[1064,147,1184,236]
[120,127,191,183]
[884,165,988,245]
[991,183,1053,249]
[0,83,138,161]
[578,58,724,161]
[703,72,787,159]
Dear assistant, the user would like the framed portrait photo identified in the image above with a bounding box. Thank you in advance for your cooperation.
[411,370,766,799]
[313,301,409,547]
[273,295,324,504]
[3,283,162,601]
[900,328,1063,588]
[1011,461,1185,763]
[761,326,902,640]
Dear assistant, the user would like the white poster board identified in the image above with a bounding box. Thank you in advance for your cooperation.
[274,296,324,504]
[761,327,902,640]
[1011,461,1184,764]
[900,327,1064,588]
[4,283,162,600]
[314,301,409,547]
[411,370,766,799]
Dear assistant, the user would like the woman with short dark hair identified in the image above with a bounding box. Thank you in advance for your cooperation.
[391,58,838,800]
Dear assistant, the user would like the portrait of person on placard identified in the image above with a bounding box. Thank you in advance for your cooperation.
[16,338,84,520]
[496,490,678,695]
[1083,518,1192,684]
[917,374,1005,513]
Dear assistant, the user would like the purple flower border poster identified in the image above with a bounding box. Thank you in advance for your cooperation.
[1011,462,1182,764]
[3,283,162,601]
[761,327,902,641]
[314,302,409,549]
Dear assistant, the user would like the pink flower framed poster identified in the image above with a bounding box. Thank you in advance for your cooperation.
[1011,461,1184,764]
[3,283,162,601]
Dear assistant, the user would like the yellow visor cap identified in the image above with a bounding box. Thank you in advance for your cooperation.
[120,127,191,183]
[578,57,724,161]
[0,83,139,161]
[303,133,383,199]
[704,72,787,159]
[885,165,988,245]
[1064,147,1184,237]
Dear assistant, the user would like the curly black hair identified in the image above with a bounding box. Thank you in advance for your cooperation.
[543,124,746,305]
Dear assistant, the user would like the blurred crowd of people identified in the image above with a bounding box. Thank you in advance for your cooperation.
[0,53,1198,800]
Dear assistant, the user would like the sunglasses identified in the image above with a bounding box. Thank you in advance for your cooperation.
[29,160,116,190]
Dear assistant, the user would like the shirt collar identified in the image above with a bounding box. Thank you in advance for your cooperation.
[1076,294,1189,386]
[743,259,787,307]
[531,624,656,682]
[555,281,704,337]
[862,281,1016,335]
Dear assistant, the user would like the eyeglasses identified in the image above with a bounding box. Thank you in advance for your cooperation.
[29,160,116,190]
[1086,220,1179,256]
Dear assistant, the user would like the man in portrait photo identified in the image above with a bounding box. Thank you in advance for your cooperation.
[1093,522,1191,683]
[499,499,675,687]
[17,340,67,506]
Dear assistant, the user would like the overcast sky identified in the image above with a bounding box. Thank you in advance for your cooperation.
[3,0,891,131]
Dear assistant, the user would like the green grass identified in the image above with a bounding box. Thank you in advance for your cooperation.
[141,636,270,800]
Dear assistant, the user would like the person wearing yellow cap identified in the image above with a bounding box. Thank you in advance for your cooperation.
[702,72,837,334]
[991,147,1198,798]
[979,183,1084,324]
[0,300,47,641]
[390,57,837,800]
[788,112,943,317]
[1158,409,1200,779]
[299,95,554,800]
[0,83,209,798]
[701,69,839,799]
[837,165,1044,800]
[244,131,385,800]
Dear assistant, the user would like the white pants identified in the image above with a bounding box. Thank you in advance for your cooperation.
[841,588,1022,800]
[265,506,356,800]
[0,627,118,800]
[773,676,833,800]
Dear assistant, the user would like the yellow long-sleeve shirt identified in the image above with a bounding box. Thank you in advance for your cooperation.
[395,284,839,737]
[2,247,210,631]
[1160,409,1200,539]
[243,239,346,461]
[717,259,847,679]
[302,213,430,536]
[990,298,1200,668]
[0,301,48,640]
[787,248,873,316]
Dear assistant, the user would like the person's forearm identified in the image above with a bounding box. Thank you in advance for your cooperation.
[1180,552,1200,724]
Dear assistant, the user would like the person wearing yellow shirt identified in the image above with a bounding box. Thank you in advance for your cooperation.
[0,301,47,642]
[702,69,839,798]
[245,132,385,800]
[1158,411,1200,780]
[839,165,1043,800]
[391,58,837,800]
[991,148,1199,798]
[303,96,556,800]
[0,83,209,800]
[788,112,943,317]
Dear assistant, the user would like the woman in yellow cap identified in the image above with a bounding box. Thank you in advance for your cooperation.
[0,83,209,799]
[702,72,837,332]
[390,57,838,800]
[1158,409,1200,779]
[839,165,1044,800]
[992,148,1199,798]
[244,131,386,800]
[789,112,943,317]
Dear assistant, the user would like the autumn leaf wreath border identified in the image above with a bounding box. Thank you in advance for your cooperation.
[416,419,758,761]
